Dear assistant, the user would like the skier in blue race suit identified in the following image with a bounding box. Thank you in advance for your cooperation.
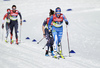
[48,7,69,57]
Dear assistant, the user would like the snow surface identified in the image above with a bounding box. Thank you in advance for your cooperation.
[0,0,100,68]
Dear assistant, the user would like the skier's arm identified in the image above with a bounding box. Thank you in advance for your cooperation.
[42,19,47,35]
[18,11,22,20]
[2,14,7,29]
[2,14,7,24]
[63,15,69,25]
[48,16,53,31]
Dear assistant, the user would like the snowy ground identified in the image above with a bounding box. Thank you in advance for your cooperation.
[0,0,100,68]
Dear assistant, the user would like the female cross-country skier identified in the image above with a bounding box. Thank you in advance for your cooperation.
[48,7,69,58]
[2,8,10,42]
[8,5,22,44]
[42,9,54,56]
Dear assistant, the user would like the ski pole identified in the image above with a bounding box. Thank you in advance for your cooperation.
[66,25,71,57]
[37,37,44,44]
[20,25,21,42]
[42,44,46,49]
[2,29,4,41]
[60,42,63,54]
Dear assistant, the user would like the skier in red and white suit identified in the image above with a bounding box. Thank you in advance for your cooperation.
[2,8,10,42]
[8,5,22,44]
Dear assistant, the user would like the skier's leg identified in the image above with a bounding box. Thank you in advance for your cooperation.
[5,23,8,40]
[49,34,54,56]
[15,21,18,44]
[52,31,58,52]
[45,29,50,56]
[6,23,10,39]
[9,21,14,44]
[52,30,58,57]
[57,31,63,53]
[10,22,13,40]
[45,43,49,56]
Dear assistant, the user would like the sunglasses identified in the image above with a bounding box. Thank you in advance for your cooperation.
[12,8,16,10]
[56,12,61,14]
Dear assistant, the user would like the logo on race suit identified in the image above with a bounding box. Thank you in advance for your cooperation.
[10,10,18,16]
[52,28,56,32]
[11,13,18,16]
[53,15,63,22]
[54,18,63,22]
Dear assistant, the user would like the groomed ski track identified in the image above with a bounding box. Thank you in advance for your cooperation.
[0,0,100,68]
[0,39,99,68]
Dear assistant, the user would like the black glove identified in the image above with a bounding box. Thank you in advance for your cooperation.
[20,21,22,25]
[43,34,46,37]
[49,31,53,38]
[49,31,52,35]
[65,21,68,25]
[43,34,46,35]
[2,24,4,29]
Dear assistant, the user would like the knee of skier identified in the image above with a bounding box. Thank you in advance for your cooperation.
[50,37,54,45]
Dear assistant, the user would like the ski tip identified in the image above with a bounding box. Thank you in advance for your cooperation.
[53,56,59,59]
[58,55,65,59]
[5,40,8,43]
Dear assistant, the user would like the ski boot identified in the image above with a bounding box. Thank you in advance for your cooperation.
[16,39,19,45]
[54,51,58,58]
[10,39,14,44]
[5,38,8,43]
[45,54,49,56]
[51,51,55,56]
[5,36,8,43]
[10,35,13,44]
[45,50,49,56]
[58,44,62,55]
[59,50,62,55]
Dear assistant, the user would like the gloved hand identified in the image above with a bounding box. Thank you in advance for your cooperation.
[65,21,68,25]
[49,31,53,37]
[43,34,46,38]
[49,31,52,35]
[2,24,4,29]
[20,21,22,25]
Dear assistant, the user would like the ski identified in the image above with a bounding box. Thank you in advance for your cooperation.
[45,52,59,59]
[10,40,14,44]
[52,56,59,59]
[5,40,20,45]
[47,51,65,59]
[57,52,65,59]
[5,40,8,43]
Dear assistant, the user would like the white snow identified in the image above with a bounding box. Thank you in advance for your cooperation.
[0,0,100,68]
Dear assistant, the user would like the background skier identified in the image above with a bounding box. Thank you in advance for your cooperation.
[42,9,54,56]
[2,8,10,42]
